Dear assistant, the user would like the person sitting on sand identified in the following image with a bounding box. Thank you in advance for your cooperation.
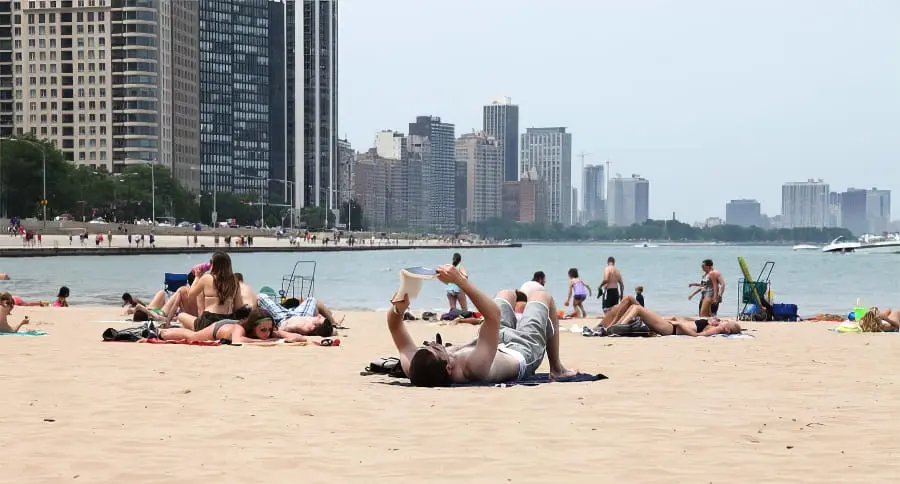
[126,290,178,323]
[862,308,900,332]
[235,273,258,309]
[158,308,305,343]
[386,264,576,387]
[121,292,145,310]
[256,293,336,337]
[0,292,30,333]
[176,251,245,331]
[52,286,70,307]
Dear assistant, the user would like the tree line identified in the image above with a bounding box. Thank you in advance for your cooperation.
[0,136,367,230]
[468,217,854,243]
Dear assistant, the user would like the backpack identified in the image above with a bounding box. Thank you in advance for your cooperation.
[364,356,407,378]
[102,322,158,342]
[607,318,652,337]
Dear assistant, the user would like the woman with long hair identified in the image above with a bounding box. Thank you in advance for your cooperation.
[178,251,245,330]
[445,252,469,312]
[160,308,305,343]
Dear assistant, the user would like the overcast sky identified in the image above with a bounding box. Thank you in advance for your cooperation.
[337,0,900,223]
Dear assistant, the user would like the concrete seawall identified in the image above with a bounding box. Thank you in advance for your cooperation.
[0,243,521,258]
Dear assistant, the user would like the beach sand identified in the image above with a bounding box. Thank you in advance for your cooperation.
[2,307,898,483]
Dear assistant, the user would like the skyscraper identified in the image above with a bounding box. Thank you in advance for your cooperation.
[286,0,339,214]
[840,188,891,235]
[781,180,829,228]
[409,115,455,232]
[483,97,519,182]
[520,127,572,225]
[725,199,761,227]
[200,0,284,202]
[456,132,502,223]
[6,0,199,189]
[607,175,650,227]
[582,164,605,223]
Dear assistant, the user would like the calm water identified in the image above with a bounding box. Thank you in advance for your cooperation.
[2,244,897,316]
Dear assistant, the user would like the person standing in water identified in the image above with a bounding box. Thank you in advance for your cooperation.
[445,252,469,312]
[599,257,624,312]
[564,268,591,318]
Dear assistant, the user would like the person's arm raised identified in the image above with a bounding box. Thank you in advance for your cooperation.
[439,265,499,380]
[387,293,417,374]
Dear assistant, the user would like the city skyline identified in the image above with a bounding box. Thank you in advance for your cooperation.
[338,0,900,222]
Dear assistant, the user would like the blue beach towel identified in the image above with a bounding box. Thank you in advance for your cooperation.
[0,330,48,336]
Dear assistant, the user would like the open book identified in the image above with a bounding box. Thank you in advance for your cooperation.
[397,267,437,300]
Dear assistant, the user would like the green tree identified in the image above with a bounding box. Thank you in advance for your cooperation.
[340,199,365,230]
[300,205,336,231]
[0,136,73,219]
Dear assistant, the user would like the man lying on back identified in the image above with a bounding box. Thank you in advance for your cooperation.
[387,264,575,386]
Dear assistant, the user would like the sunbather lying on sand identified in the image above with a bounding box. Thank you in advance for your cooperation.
[387,264,575,387]
[593,302,742,336]
[869,308,899,332]
[158,308,305,343]
[257,293,337,337]
[0,292,30,333]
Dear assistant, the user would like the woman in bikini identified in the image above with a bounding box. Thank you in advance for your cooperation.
[445,253,469,312]
[598,302,741,337]
[159,308,305,343]
[177,251,245,330]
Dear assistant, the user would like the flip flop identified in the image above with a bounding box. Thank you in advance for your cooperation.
[314,338,341,347]
[333,315,349,330]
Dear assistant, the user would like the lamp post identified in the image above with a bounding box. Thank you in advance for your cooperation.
[148,161,155,223]
[0,137,47,228]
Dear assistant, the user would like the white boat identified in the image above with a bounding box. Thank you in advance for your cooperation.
[822,234,900,254]
[792,244,818,250]
[633,242,658,248]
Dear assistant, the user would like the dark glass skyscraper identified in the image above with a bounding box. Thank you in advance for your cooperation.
[199,0,285,202]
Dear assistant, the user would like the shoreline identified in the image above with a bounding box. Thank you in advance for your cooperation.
[0,242,521,258]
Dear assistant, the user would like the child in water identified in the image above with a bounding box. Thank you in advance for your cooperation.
[564,268,591,318]
[635,286,645,307]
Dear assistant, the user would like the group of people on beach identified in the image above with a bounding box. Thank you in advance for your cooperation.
[119,251,338,344]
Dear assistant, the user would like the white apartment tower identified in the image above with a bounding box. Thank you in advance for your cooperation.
[482,97,519,182]
[781,179,829,228]
[607,174,650,227]
[456,131,502,223]
[519,127,572,225]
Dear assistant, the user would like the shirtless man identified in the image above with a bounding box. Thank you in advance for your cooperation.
[257,293,337,337]
[234,273,258,309]
[387,264,575,387]
[599,257,624,312]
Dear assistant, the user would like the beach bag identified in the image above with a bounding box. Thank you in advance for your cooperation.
[102,322,158,342]
[366,356,406,378]
[607,318,652,337]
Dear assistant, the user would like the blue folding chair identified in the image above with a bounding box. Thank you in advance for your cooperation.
[164,273,189,295]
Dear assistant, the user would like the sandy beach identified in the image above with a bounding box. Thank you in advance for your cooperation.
[2,306,898,483]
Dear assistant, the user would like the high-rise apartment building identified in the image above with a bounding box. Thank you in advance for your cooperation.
[725,199,761,227]
[6,0,199,190]
[607,174,650,227]
[501,167,548,223]
[841,188,891,235]
[582,164,605,223]
[520,127,572,225]
[374,129,405,160]
[171,0,200,192]
[409,115,455,232]
[781,180,829,228]
[286,0,339,214]
[483,97,519,182]
[456,131,502,223]
[199,0,284,202]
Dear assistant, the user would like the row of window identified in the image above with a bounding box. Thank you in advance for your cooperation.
[15,0,106,10]
[13,23,106,37]
[19,99,107,111]
[17,10,106,24]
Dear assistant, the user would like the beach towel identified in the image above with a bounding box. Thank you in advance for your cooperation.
[368,372,607,388]
[664,333,755,339]
[0,330,47,336]
[141,339,221,346]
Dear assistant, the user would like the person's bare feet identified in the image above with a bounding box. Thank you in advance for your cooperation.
[550,368,578,380]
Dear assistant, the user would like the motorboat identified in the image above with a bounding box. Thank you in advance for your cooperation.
[792,244,819,250]
[633,242,658,248]
[822,234,900,254]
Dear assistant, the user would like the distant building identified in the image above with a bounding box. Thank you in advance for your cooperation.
[841,188,891,235]
[582,164,606,223]
[781,180,829,228]
[374,130,406,161]
[827,191,842,227]
[351,149,391,229]
[409,115,456,232]
[520,127,572,225]
[502,167,548,223]
[705,217,723,228]
[483,97,519,183]
[725,199,761,227]
[456,132,503,223]
[607,175,650,227]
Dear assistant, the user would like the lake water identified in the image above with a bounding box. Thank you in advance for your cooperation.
[2,243,897,317]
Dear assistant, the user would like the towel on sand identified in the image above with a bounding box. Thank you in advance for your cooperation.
[0,330,47,336]
[370,372,608,388]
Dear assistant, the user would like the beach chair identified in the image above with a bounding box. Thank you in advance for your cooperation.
[163,272,189,296]
[736,257,774,320]
[280,260,316,300]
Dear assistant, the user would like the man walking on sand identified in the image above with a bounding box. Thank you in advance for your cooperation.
[386,264,575,386]
[599,256,624,312]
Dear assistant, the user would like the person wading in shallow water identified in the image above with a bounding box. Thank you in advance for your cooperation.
[599,257,624,313]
